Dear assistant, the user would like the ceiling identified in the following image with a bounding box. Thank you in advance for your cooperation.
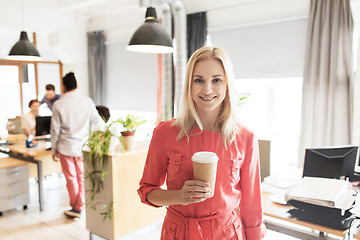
[53,0,307,19]
[0,0,311,33]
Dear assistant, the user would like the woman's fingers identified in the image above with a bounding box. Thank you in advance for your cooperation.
[185,191,211,199]
[184,185,211,194]
[186,197,207,204]
[184,180,210,187]
[179,180,212,205]
[183,180,210,192]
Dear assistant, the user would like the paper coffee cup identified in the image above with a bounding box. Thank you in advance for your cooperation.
[192,151,219,197]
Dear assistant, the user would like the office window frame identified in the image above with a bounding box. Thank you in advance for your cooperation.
[0,59,63,116]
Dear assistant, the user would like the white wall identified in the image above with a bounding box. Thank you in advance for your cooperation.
[105,42,158,112]
[210,18,308,78]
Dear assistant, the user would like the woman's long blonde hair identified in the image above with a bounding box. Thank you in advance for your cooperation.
[173,46,238,146]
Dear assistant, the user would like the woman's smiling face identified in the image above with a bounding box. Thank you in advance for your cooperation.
[191,58,227,116]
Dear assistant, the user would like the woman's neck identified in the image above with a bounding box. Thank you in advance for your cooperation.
[30,111,38,116]
[197,110,221,132]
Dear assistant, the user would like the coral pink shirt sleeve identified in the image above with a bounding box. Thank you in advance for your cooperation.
[240,132,267,239]
[137,122,168,208]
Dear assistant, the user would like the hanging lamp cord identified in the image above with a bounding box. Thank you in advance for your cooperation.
[21,0,25,30]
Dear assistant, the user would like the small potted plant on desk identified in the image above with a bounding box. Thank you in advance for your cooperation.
[115,114,146,151]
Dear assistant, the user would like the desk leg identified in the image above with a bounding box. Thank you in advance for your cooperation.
[37,161,44,211]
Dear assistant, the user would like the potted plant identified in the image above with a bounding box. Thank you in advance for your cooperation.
[83,124,118,221]
[114,114,146,151]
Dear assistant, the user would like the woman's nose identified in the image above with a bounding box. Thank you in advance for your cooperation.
[202,82,212,94]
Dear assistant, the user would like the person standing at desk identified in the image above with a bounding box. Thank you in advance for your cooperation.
[138,47,267,239]
[51,72,104,218]
[21,99,40,137]
[40,84,62,111]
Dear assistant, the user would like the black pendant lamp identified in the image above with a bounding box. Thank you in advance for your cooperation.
[7,0,42,61]
[8,31,42,61]
[127,7,174,53]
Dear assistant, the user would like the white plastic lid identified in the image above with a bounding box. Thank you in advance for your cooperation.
[191,151,219,163]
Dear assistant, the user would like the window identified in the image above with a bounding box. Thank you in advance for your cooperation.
[0,60,63,138]
[0,66,21,118]
[0,66,22,137]
[235,77,303,174]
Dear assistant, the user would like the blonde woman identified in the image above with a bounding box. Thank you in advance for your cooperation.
[138,47,266,239]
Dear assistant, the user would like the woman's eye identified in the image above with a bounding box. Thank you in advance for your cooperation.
[194,78,203,83]
[213,78,221,82]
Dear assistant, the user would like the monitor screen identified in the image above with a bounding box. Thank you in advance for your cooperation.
[302,146,358,181]
[35,116,51,136]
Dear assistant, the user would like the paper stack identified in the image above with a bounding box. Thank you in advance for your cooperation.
[285,177,355,211]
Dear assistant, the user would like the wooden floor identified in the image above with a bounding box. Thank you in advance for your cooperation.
[0,175,84,239]
[0,174,294,240]
[0,174,163,240]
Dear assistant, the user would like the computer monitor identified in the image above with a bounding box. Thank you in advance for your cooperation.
[302,146,358,181]
[35,116,51,136]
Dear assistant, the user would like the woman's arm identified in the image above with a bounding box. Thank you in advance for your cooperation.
[139,122,210,207]
[147,180,211,206]
[239,132,267,239]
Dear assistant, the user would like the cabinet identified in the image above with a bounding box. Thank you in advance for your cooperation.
[0,158,30,215]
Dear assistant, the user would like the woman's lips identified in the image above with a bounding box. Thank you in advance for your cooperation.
[200,96,217,101]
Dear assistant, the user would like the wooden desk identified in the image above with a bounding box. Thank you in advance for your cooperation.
[7,141,61,177]
[0,139,62,211]
[262,192,360,239]
[0,156,28,169]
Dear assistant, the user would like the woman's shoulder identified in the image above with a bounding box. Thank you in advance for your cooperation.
[153,119,179,134]
[24,112,34,119]
[150,119,179,146]
[235,122,256,139]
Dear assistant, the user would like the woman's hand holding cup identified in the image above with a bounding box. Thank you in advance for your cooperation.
[178,180,211,205]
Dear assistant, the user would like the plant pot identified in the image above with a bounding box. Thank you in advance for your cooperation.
[121,131,135,137]
[121,132,136,151]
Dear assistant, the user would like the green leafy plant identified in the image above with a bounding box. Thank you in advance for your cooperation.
[114,114,147,133]
[84,124,116,221]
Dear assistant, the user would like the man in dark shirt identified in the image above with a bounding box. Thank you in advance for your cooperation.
[40,84,61,111]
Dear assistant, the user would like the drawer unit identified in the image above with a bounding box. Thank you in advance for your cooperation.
[0,180,29,198]
[0,193,30,212]
[0,164,29,184]
[0,158,29,215]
